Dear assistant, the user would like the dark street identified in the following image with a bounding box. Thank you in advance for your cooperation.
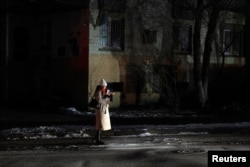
[1,122,250,167]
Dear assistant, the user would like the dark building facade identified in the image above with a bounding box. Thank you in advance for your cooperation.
[0,0,249,110]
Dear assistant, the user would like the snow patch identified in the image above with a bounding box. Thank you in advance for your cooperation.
[138,132,156,137]
[60,107,84,115]
[0,125,89,141]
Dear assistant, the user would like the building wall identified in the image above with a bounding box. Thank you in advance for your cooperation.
[4,9,89,109]
[89,0,247,108]
[89,0,125,108]
[5,14,36,106]
[0,11,6,104]
[1,0,247,109]
[48,9,89,109]
[88,53,122,107]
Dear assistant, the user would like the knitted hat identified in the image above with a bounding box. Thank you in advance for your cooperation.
[99,79,108,86]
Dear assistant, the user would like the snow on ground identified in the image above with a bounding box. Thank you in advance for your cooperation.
[1,107,250,142]
[60,107,190,118]
[1,122,250,141]
[0,125,90,140]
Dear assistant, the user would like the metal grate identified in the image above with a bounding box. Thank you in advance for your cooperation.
[100,15,124,51]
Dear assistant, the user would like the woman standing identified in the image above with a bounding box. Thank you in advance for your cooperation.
[93,79,113,145]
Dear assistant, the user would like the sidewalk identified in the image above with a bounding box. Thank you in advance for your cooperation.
[1,106,250,129]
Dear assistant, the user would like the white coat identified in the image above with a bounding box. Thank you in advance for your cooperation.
[95,89,111,131]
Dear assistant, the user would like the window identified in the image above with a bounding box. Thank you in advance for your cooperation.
[221,24,243,56]
[143,30,157,44]
[173,24,192,54]
[99,13,125,51]
[172,0,194,20]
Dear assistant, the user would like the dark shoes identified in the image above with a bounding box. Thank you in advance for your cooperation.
[92,130,105,145]
[95,140,105,145]
[92,138,105,145]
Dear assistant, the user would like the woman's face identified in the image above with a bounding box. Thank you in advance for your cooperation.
[101,86,107,91]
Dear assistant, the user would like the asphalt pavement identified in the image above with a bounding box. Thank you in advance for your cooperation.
[1,105,250,167]
[1,130,250,167]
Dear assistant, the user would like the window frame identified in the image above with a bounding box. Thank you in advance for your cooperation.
[172,24,192,54]
[99,12,125,51]
[221,25,243,56]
